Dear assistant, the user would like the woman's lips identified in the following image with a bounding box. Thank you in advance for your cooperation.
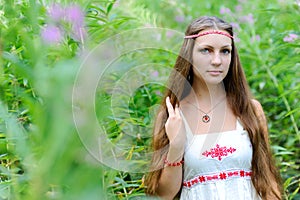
[208,70,223,76]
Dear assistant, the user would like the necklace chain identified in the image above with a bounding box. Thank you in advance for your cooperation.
[187,96,226,123]
[188,96,226,114]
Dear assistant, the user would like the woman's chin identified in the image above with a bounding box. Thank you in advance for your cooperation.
[203,78,224,86]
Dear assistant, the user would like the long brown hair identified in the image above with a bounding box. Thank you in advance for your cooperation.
[144,16,282,199]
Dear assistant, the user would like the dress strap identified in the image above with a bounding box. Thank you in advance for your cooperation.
[236,118,244,131]
[179,110,194,142]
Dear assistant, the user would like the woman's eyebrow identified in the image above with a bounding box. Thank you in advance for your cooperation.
[196,44,232,49]
[221,45,232,49]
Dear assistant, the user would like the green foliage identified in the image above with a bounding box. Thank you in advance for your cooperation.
[0,0,299,199]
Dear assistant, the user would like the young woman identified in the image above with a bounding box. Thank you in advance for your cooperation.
[144,16,282,199]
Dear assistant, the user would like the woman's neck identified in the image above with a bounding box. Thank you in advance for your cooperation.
[191,78,226,103]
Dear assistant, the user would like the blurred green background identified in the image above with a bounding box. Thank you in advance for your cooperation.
[0,0,299,199]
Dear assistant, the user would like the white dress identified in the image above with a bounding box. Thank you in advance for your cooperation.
[179,112,261,200]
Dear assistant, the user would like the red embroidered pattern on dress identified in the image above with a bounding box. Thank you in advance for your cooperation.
[202,144,236,161]
[183,170,252,188]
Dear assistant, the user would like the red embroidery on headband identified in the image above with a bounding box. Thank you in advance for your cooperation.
[184,30,233,39]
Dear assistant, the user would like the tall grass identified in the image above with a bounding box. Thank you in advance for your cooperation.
[0,0,299,199]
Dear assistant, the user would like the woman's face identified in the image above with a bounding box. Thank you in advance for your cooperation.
[192,29,232,85]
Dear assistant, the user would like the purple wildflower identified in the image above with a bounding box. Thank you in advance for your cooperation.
[235,5,243,12]
[233,34,240,43]
[65,4,84,26]
[240,14,254,24]
[283,33,298,42]
[175,15,185,23]
[44,3,86,43]
[48,3,64,22]
[230,22,241,31]
[166,30,175,38]
[151,71,159,78]
[251,35,261,42]
[220,7,231,15]
[155,90,163,96]
[41,25,63,44]
[64,4,86,42]
[113,0,120,8]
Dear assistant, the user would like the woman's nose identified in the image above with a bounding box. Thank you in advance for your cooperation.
[211,53,221,66]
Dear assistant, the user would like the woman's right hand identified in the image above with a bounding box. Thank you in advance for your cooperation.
[165,96,186,148]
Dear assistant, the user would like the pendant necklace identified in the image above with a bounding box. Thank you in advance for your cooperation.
[188,96,226,123]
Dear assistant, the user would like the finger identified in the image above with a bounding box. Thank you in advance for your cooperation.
[165,96,175,116]
[174,104,180,116]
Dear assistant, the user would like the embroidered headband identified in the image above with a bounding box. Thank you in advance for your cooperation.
[184,30,234,39]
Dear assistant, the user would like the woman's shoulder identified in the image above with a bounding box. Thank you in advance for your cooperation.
[251,98,261,106]
[251,99,265,116]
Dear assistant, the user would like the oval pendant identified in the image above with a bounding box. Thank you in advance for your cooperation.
[202,114,210,123]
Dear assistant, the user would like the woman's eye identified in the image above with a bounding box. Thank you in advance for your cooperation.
[221,49,231,54]
[199,48,210,54]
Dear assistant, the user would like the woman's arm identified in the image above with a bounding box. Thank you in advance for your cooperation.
[156,144,184,199]
[155,97,186,199]
[252,99,282,199]
[252,99,268,136]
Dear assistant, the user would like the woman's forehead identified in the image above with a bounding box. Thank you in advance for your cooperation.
[194,34,232,47]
